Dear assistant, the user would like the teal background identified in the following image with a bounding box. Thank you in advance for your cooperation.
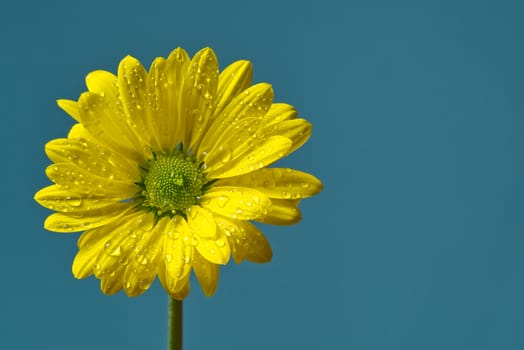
[2,0,524,349]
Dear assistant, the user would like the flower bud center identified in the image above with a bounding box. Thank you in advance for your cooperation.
[142,152,205,216]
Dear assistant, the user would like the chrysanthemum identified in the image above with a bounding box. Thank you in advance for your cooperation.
[34,47,322,299]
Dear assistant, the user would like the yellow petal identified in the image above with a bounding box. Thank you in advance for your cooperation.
[72,210,152,278]
[100,265,125,295]
[215,60,252,116]
[118,56,157,148]
[77,91,146,163]
[195,231,230,265]
[201,186,271,220]
[94,212,155,279]
[162,216,194,294]
[262,103,297,125]
[256,199,302,225]
[45,163,139,197]
[122,214,164,297]
[85,70,119,100]
[187,205,217,239]
[83,71,143,156]
[158,266,191,300]
[179,47,219,150]
[57,99,81,122]
[67,123,93,140]
[215,216,272,264]
[215,168,322,199]
[44,202,133,232]
[34,185,122,213]
[205,136,292,179]
[199,83,273,161]
[73,225,111,279]
[193,251,220,297]
[146,57,170,151]
[164,47,191,148]
[45,138,140,182]
[260,118,311,155]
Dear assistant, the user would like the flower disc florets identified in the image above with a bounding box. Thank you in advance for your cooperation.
[138,150,207,217]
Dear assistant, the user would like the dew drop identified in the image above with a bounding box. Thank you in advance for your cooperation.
[119,256,129,266]
[139,279,150,290]
[215,239,225,248]
[167,230,180,240]
[216,195,230,208]
[109,246,122,257]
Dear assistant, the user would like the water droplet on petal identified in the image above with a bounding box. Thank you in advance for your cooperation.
[216,195,229,208]
[215,239,225,247]
[167,230,180,240]
[282,191,292,199]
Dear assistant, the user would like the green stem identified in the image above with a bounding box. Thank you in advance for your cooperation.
[168,298,183,350]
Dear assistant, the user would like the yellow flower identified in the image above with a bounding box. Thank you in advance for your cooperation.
[34,47,322,299]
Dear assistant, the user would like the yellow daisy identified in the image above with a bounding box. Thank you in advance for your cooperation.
[34,47,322,299]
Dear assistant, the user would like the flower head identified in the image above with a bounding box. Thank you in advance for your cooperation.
[34,47,322,299]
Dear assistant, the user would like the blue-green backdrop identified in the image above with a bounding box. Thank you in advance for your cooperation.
[2,0,524,349]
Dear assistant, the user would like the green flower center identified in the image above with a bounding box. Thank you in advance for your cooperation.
[139,151,207,217]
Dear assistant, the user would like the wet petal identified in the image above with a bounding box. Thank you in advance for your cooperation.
[193,251,219,297]
[215,60,252,116]
[262,103,297,125]
[187,205,217,239]
[162,216,194,294]
[44,202,133,232]
[205,136,292,179]
[199,83,273,160]
[215,168,322,199]
[45,138,140,182]
[45,163,139,197]
[260,118,311,155]
[146,57,169,151]
[85,70,119,100]
[201,186,271,220]
[73,211,152,278]
[195,230,230,265]
[100,265,125,295]
[122,215,164,297]
[256,199,302,225]
[77,91,146,163]
[118,56,157,148]
[163,47,191,148]
[159,267,191,300]
[215,216,272,264]
[73,224,114,279]
[179,47,219,150]
[34,185,123,213]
